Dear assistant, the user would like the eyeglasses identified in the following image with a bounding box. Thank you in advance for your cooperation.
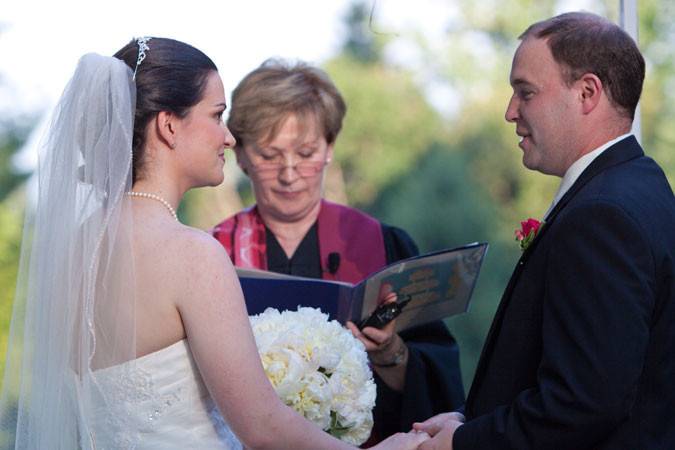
[248,159,329,180]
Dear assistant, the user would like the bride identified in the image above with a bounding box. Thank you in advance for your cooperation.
[0,38,429,449]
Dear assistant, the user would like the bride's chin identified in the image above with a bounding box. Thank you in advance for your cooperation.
[192,173,225,189]
[210,174,225,187]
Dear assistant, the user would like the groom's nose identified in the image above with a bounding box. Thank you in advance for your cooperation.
[505,94,520,123]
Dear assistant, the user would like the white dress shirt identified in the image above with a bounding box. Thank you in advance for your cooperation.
[543,133,633,220]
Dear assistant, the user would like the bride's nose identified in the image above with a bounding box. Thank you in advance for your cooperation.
[223,125,236,149]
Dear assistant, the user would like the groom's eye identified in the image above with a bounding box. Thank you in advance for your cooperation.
[524,88,537,99]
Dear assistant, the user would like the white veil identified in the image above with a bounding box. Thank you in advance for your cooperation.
[0,53,138,449]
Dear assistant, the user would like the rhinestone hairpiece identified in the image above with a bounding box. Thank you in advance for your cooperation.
[132,37,152,81]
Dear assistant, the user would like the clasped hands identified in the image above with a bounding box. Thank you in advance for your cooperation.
[371,412,465,450]
[412,411,465,449]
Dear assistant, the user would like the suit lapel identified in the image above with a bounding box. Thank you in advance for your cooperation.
[466,136,644,413]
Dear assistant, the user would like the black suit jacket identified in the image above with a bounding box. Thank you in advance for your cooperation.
[454,136,675,449]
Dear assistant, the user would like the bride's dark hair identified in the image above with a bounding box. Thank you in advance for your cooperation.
[114,38,218,182]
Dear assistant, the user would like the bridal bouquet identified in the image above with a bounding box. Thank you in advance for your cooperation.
[250,307,376,445]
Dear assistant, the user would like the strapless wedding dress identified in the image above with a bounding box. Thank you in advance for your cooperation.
[90,339,242,449]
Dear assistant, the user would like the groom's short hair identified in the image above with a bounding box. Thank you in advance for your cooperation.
[520,12,645,121]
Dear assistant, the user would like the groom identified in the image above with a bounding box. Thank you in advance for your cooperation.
[415,11,675,450]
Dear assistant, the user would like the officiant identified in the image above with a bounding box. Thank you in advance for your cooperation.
[212,59,464,442]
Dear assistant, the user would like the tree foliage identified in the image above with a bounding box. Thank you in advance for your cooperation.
[0,121,31,203]
[0,191,23,379]
[0,123,29,380]
[326,55,443,207]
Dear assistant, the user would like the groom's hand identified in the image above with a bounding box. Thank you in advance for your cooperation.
[413,412,465,436]
[412,412,464,450]
[417,424,461,450]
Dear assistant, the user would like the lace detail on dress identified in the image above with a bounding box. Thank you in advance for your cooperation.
[99,364,187,446]
[96,403,138,449]
[90,340,240,449]
[148,386,186,422]
[108,365,155,403]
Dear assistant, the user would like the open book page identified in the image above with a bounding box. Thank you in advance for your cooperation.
[235,242,487,331]
[357,243,488,332]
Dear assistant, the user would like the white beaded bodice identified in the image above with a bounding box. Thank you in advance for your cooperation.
[90,339,241,449]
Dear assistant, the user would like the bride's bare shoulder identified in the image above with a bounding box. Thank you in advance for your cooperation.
[170,224,232,267]
[135,221,236,299]
[165,225,241,311]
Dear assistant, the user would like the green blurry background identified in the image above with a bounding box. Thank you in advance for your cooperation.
[1,0,673,394]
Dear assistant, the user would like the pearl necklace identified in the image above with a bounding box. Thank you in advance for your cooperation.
[125,191,179,221]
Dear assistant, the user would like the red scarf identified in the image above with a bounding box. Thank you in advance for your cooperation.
[212,200,386,284]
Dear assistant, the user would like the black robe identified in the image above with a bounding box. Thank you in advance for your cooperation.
[266,222,465,439]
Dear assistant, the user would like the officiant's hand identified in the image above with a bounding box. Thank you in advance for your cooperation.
[412,412,465,450]
[346,287,408,391]
[346,283,401,357]
[368,430,430,450]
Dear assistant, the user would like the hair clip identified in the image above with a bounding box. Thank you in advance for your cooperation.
[132,37,152,81]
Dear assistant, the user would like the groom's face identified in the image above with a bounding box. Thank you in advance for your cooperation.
[505,37,580,177]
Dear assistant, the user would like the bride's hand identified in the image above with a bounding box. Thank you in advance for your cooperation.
[369,430,430,450]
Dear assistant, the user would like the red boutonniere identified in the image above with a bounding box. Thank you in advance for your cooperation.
[515,218,543,251]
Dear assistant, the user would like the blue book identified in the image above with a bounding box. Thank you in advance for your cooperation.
[238,242,488,332]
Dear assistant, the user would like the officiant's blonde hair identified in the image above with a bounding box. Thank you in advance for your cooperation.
[227,58,346,148]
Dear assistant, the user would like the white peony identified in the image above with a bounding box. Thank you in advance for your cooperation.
[250,307,376,445]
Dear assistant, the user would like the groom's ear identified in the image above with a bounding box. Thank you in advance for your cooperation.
[577,73,603,115]
[155,111,179,150]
